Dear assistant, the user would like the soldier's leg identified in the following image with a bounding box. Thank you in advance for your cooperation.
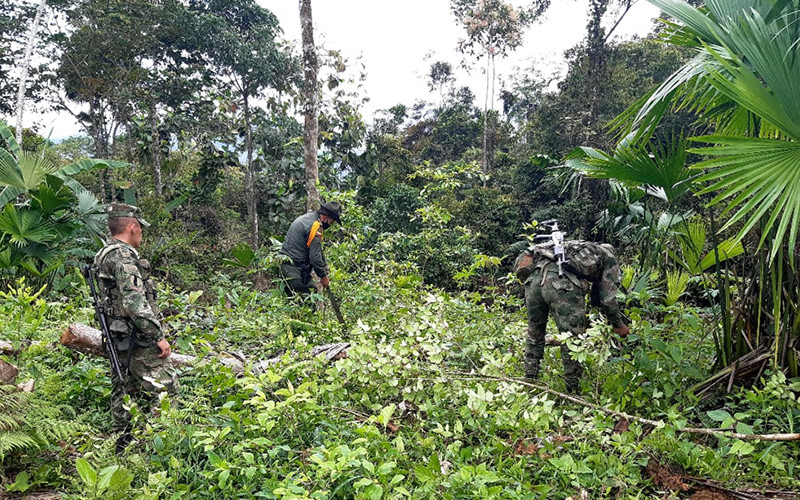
[128,345,179,417]
[110,366,130,433]
[524,272,549,379]
[280,263,315,296]
[543,276,587,392]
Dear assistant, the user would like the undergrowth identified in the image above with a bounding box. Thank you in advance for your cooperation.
[0,234,798,498]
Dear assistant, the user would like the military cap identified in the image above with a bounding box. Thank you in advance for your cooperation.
[107,203,150,227]
[319,201,342,224]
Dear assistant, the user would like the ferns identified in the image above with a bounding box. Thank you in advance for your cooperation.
[0,384,87,462]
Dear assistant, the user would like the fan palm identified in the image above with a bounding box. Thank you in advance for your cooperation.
[0,120,127,282]
[621,0,800,255]
[615,0,800,375]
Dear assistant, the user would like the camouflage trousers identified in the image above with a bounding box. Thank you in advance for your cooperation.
[524,268,588,392]
[111,344,179,432]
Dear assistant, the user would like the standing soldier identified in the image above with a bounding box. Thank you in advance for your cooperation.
[515,238,629,392]
[92,203,178,452]
[279,201,342,295]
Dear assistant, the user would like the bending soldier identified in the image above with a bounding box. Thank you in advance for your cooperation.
[93,203,178,452]
[279,201,342,295]
[516,239,629,392]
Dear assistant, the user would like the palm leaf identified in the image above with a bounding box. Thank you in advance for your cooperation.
[691,135,800,254]
[665,270,690,306]
[699,238,744,271]
[0,148,25,189]
[565,137,694,203]
[0,120,21,159]
[16,152,57,192]
[0,205,56,247]
[74,190,107,237]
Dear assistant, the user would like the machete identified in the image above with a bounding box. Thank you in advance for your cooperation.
[326,287,346,326]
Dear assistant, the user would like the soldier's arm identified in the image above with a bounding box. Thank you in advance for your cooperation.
[111,251,164,343]
[308,230,327,278]
[596,249,625,328]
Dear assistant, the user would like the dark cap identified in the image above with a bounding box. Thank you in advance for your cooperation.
[107,203,150,227]
[318,201,342,224]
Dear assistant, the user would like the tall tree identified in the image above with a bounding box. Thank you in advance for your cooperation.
[584,0,636,146]
[300,0,320,211]
[192,0,293,247]
[451,0,549,178]
[0,1,35,117]
[13,0,46,145]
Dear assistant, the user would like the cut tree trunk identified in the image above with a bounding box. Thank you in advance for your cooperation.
[61,323,349,373]
[0,359,19,384]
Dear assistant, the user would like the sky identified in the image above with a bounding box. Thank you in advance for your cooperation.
[29,0,662,138]
[259,0,662,119]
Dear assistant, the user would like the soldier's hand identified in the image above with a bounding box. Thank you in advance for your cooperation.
[613,324,630,338]
[156,339,172,359]
[320,276,330,289]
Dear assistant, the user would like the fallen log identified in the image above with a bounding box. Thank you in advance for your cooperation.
[61,323,350,373]
[0,358,19,384]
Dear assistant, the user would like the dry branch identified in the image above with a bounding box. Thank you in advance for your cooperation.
[61,323,349,373]
[449,372,800,442]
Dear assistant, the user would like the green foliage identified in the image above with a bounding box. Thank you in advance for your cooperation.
[75,458,134,499]
[0,385,86,463]
[0,121,121,286]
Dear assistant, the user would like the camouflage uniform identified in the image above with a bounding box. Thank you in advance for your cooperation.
[279,203,341,295]
[94,207,178,432]
[519,240,624,392]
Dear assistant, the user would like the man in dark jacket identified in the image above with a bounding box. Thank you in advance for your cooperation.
[279,202,342,295]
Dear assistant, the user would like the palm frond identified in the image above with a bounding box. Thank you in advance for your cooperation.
[665,270,690,306]
[0,147,25,189]
[691,136,800,255]
[0,205,56,247]
[0,120,21,158]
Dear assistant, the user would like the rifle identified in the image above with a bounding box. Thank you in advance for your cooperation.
[83,265,127,381]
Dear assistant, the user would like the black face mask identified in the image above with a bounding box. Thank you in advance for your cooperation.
[321,221,331,230]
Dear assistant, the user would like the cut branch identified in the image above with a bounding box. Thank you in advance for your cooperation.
[449,372,800,442]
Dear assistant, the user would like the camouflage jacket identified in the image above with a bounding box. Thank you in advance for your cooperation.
[521,240,625,327]
[94,238,163,346]
[278,211,327,278]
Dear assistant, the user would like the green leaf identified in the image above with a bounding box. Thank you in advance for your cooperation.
[706,409,732,422]
[0,120,21,158]
[97,465,120,492]
[729,440,755,456]
[76,457,97,487]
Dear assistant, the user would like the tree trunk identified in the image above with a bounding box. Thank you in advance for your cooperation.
[300,0,321,211]
[150,101,163,197]
[482,51,490,185]
[60,323,349,373]
[586,0,610,147]
[242,92,258,247]
[14,0,47,145]
[90,100,110,201]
